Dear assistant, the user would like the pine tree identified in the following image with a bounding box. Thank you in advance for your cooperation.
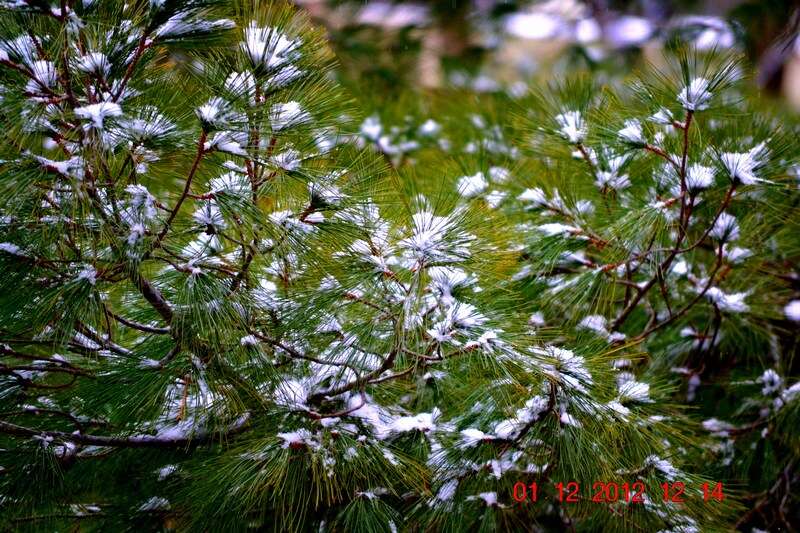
[1,1,798,532]
[351,50,800,531]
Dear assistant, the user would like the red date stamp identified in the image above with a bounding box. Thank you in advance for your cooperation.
[512,481,724,504]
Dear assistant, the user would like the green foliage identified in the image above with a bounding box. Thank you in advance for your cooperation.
[0,1,798,532]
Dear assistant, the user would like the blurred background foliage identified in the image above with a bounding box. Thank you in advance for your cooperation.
[294,0,800,109]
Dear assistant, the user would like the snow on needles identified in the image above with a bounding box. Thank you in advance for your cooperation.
[241,22,301,71]
[678,77,712,111]
[399,209,474,270]
[75,101,122,130]
[555,110,586,144]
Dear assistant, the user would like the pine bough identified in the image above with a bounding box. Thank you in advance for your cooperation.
[0,1,798,531]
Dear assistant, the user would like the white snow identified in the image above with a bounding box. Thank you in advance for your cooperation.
[155,13,234,39]
[358,3,430,28]
[606,400,630,418]
[537,223,579,236]
[127,223,146,246]
[399,209,473,269]
[205,130,248,156]
[704,286,749,313]
[685,164,715,192]
[193,201,226,230]
[28,60,57,91]
[517,187,548,206]
[578,314,626,343]
[418,119,441,137]
[224,70,256,101]
[722,245,751,264]
[709,212,739,241]
[779,382,800,406]
[456,172,488,197]
[195,97,227,126]
[138,496,171,512]
[784,300,800,322]
[125,184,157,219]
[649,108,674,125]
[678,77,712,112]
[434,479,458,502]
[76,265,97,285]
[360,116,382,141]
[493,395,550,439]
[208,171,250,196]
[390,409,439,434]
[309,181,345,206]
[559,411,581,427]
[240,335,258,347]
[277,428,318,449]
[75,101,123,130]
[720,142,769,185]
[272,148,302,171]
[595,155,631,191]
[533,346,593,394]
[555,110,586,144]
[459,428,495,448]
[76,52,110,75]
[467,492,501,507]
[269,210,315,234]
[241,22,300,69]
[644,455,680,481]
[34,155,84,179]
[0,242,22,255]
[702,418,734,436]
[617,119,645,145]
[270,101,310,131]
[618,380,653,403]
[579,314,607,335]
[488,166,510,183]
[759,369,782,396]
[529,312,545,326]
[156,464,178,480]
[273,378,309,409]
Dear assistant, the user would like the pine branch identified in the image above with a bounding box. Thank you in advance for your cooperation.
[0,413,251,449]
[106,309,170,334]
[154,131,208,247]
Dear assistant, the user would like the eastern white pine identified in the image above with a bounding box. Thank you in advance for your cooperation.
[0,2,798,532]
